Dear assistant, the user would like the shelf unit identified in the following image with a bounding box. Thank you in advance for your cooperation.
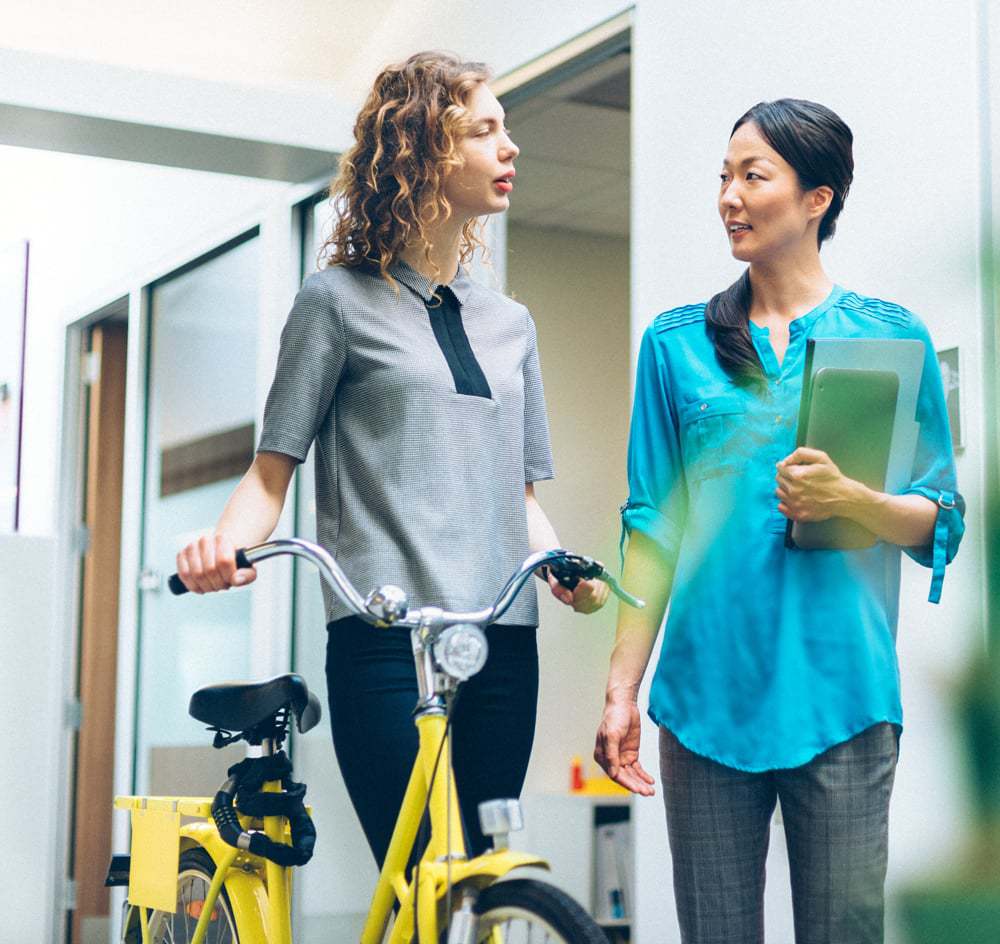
[518,792,634,942]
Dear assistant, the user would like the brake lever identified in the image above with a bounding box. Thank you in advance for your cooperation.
[600,570,645,609]
[547,554,602,591]
[546,554,645,609]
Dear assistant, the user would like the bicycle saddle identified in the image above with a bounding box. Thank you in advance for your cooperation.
[189,673,322,735]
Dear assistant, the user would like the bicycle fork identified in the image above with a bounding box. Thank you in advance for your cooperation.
[445,889,478,944]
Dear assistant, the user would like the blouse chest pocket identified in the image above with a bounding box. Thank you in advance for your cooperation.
[679,395,748,483]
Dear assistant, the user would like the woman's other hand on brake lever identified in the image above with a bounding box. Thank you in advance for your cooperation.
[546,572,610,613]
[176,533,257,593]
[525,483,608,613]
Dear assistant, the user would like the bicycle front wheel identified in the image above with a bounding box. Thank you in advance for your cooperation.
[471,878,608,944]
[121,847,239,944]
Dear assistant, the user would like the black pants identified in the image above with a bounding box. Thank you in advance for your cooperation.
[325,616,539,868]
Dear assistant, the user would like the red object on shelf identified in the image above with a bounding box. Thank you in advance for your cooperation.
[570,755,585,792]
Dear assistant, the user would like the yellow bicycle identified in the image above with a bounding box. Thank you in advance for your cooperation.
[108,537,643,943]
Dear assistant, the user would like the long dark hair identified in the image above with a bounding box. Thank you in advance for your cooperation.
[706,99,854,388]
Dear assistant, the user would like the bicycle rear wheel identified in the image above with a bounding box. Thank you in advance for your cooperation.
[470,878,607,944]
[121,847,239,944]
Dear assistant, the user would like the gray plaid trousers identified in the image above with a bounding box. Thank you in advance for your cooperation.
[659,723,899,944]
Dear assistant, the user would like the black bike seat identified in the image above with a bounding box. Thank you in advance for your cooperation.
[189,673,321,735]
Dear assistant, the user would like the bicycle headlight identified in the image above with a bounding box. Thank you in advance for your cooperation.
[433,625,488,681]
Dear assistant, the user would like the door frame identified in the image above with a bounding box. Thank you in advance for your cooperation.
[67,309,128,944]
[54,296,129,944]
[492,8,632,104]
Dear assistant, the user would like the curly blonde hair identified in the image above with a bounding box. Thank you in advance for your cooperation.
[320,51,493,287]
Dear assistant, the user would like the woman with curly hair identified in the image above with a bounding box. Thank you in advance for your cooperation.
[175,50,608,866]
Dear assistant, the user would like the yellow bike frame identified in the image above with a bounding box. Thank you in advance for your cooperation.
[115,789,293,944]
[361,712,547,944]
[115,713,546,944]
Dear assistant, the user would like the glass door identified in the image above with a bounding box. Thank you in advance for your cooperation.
[133,232,261,795]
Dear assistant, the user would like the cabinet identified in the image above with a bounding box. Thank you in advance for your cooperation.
[518,793,634,942]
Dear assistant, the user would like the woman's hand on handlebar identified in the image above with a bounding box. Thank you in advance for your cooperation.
[545,572,610,613]
[176,533,257,594]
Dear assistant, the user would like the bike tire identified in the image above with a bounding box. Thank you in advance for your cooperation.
[469,878,609,944]
[120,847,240,944]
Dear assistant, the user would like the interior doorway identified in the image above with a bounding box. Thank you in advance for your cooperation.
[68,302,128,944]
[498,27,634,939]
[502,32,632,797]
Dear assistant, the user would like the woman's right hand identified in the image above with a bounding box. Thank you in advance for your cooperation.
[594,698,656,796]
[176,533,257,594]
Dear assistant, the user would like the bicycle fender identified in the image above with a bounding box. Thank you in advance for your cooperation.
[385,852,552,944]
[422,849,551,892]
[180,822,269,942]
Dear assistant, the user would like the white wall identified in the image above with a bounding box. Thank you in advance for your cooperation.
[0,534,60,943]
[631,2,991,941]
[506,222,630,795]
[986,0,1000,479]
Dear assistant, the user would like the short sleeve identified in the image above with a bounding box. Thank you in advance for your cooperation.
[620,326,688,563]
[522,311,554,482]
[898,318,965,603]
[257,274,347,463]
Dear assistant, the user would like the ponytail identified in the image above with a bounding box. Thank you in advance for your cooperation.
[704,270,765,390]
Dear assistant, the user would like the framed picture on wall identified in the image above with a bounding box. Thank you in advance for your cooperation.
[0,240,28,533]
[937,346,962,453]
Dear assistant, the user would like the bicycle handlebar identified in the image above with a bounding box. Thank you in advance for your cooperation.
[167,549,251,595]
[168,538,644,622]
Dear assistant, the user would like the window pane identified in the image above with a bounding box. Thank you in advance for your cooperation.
[135,235,259,794]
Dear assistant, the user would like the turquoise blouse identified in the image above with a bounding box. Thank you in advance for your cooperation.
[623,286,965,771]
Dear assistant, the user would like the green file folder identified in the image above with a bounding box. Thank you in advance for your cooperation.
[787,337,925,550]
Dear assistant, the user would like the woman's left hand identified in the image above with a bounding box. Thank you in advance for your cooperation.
[547,573,610,613]
[776,446,858,522]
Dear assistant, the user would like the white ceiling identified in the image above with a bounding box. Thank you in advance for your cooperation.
[506,52,630,238]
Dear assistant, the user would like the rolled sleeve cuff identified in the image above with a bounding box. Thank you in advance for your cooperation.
[619,499,683,567]
[525,458,555,483]
[257,436,309,464]
[900,486,966,603]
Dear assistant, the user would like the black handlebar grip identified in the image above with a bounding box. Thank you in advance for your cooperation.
[548,555,604,592]
[555,573,581,591]
[168,547,253,596]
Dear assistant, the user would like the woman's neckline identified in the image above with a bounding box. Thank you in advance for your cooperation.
[748,283,844,336]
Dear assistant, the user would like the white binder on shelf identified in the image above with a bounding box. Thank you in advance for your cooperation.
[594,821,631,923]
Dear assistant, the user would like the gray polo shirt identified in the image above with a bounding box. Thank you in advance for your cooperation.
[258,259,554,626]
